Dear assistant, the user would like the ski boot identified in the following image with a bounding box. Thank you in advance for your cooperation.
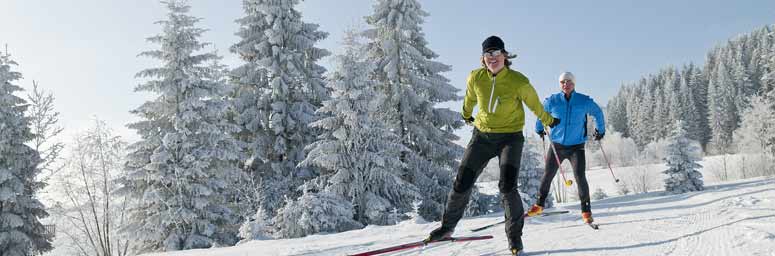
[526,204,543,217]
[508,237,524,255]
[423,226,453,244]
[582,211,594,224]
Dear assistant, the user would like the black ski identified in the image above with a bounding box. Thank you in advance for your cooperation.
[470,210,569,232]
[588,223,599,230]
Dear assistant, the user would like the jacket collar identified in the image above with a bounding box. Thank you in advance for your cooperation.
[558,90,577,102]
[486,66,509,79]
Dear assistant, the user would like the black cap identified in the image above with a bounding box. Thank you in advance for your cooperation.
[482,35,505,53]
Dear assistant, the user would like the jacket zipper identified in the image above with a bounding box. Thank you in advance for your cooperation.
[488,76,496,113]
[562,93,572,145]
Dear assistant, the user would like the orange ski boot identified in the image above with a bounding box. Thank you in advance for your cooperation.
[526,204,543,217]
[582,211,594,224]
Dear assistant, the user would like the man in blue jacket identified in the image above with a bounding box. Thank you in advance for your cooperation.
[527,71,605,224]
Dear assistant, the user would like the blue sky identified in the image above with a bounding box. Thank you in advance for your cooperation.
[1,0,773,144]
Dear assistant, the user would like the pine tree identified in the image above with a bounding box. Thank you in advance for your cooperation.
[228,0,277,230]
[605,25,775,152]
[622,85,640,142]
[634,82,655,146]
[274,192,364,239]
[662,121,704,194]
[277,30,418,237]
[0,49,52,255]
[229,0,330,220]
[117,1,243,251]
[732,45,756,113]
[605,90,628,135]
[688,64,712,150]
[707,60,739,154]
[624,81,641,146]
[518,137,553,208]
[760,33,775,157]
[678,64,702,144]
[653,70,671,139]
[665,68,683,132]
[363,0,464,220]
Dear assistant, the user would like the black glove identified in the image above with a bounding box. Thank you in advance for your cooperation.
[593,129,604,141]
[537,130,546,141]
[548,117,561,128]
[464,116,475,125]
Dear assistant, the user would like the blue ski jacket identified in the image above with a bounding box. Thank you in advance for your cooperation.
[535,91,605,146]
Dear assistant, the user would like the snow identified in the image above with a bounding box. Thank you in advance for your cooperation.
[142,163,775,255]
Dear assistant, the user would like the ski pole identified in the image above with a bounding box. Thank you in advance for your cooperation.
[544,126,572,187]
[598,140,620,183]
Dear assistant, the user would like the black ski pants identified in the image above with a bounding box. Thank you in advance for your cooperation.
[536,143,591,212]
[440,128,525,240]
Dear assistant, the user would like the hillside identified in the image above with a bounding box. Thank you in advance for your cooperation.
[145,175,775,256]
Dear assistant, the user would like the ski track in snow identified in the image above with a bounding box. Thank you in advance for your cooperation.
[143,177,775,256]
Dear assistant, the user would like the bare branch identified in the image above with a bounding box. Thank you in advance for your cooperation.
[52,118,128,256]
[26,80,65,186]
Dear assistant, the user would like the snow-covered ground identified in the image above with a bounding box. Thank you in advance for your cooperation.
[145,173,775,256]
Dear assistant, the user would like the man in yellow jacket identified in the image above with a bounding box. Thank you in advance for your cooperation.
[425,35,559,255]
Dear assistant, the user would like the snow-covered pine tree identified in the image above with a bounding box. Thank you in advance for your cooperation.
[677,65,702,144]
[276,30,417,238]
[363,0,464,221]
[605,25,775,152]
[687,64,712,149]
[228,0,276,231]
[274,192,364,239]
[662,121,704,194]
[761,32,775,157]
[653,70,671,139]
[707,59,739,154]
[518,137,553,208]
[731,46,756,113]
[605,91,628,136]
[229,0,330,221]
[117,1,243,252]
[665,68,684,134]
[0,49,52,255]
[623,79,650,148]
[644,75,663,143]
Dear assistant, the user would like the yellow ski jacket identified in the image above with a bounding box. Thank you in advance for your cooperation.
[462,67,554,133]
